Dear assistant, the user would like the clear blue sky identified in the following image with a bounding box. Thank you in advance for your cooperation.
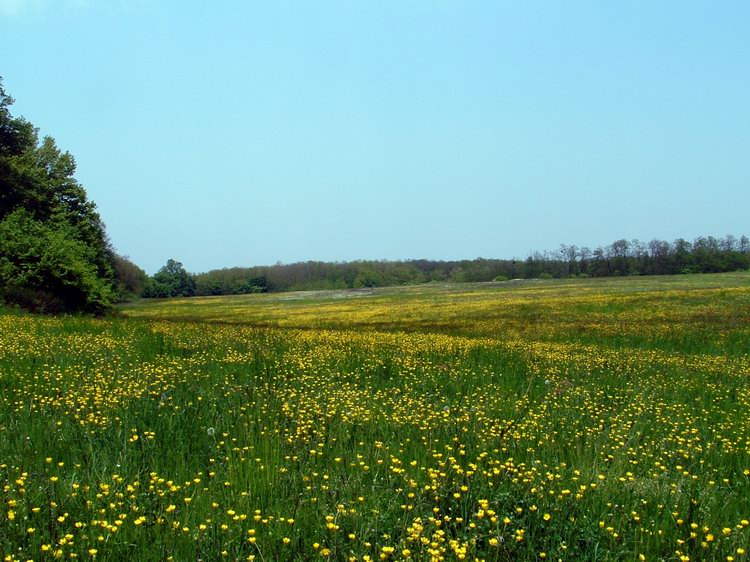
[2,1,748,274]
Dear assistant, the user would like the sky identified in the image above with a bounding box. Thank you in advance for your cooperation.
[1,1,749,274]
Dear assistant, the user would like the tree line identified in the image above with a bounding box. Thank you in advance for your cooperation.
[142,234,749,299]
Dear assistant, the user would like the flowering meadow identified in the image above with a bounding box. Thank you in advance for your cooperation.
[2,272,750,561]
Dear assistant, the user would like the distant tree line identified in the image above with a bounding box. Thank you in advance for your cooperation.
[0,77,146,313]
[143,235,750,299]
[523,236,749,278]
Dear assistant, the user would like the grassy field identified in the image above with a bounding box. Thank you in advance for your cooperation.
[2,273,750,561]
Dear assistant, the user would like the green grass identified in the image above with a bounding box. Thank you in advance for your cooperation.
[1,272,749,561]
[121,272,750,354]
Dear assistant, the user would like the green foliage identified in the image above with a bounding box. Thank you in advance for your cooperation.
[181,239,749,299]
[144,259,196,298]
[233,276,268,294]
[112,254,148,299]
[0,77,117,313]
[0,210,113,313]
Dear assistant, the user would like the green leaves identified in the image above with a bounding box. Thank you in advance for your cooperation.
[0,210,113,313]
[144,259,197,298]
[0,77,115,313]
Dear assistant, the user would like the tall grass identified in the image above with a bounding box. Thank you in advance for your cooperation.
[1,273,749,561]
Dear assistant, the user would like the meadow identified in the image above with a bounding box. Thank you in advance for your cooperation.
[2,272,750,561]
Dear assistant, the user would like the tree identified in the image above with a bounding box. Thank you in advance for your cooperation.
[0,77,116,312]
[559,244,579,276]
[144,259,196,298]
[608,239,630,276]
[112,255,148,298]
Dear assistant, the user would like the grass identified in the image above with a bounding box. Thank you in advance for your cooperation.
[1,272,750,561]
[122,272,750,354]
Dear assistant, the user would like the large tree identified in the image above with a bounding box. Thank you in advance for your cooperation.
[0,78,115,313]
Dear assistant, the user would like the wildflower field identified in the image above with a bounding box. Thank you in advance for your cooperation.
[2,273,750,562]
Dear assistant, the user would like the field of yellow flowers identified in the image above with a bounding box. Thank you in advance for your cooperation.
[2,272,750,561]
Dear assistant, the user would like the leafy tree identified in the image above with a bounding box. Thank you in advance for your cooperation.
[144,259,196,298]
[112,255,148,298]
[0,77,116,312]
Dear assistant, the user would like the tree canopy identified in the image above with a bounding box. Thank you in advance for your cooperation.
[143,259,196,298]
[0,78,116,313]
